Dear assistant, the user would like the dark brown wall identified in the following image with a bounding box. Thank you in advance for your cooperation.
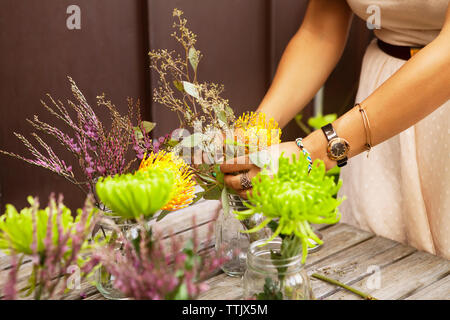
[0,0,372,211]
[0,0,150,210]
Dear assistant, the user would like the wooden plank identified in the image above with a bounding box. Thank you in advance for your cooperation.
[405,275,450,300]
[197,223,374,300]
[150,200,221,236]
[197,273,243,300]
[308,237,416,299]
[305,223,374,266]
[327,250,450,300]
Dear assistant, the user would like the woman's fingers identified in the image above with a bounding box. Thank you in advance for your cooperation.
[223,165,260,199]
[238,189,252,199]
[223,174,243,191]
[220,155,253,173]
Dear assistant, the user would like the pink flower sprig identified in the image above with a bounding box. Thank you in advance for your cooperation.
[90,216,228,300]
[0,77,139,200]
[131,119,174,160]
[2,193,100,300]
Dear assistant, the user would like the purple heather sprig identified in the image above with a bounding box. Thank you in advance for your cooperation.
[131,118,174,160]
[89,215,228,300]
[0,77,139,201]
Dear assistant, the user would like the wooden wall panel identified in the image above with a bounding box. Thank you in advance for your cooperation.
[0,0,150,210]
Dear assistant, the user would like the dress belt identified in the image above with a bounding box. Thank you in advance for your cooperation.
[376,38,423,60]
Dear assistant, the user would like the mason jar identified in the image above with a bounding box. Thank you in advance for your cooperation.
[215,194,272,277]
[243,238,313,300]
[94,215,137,300]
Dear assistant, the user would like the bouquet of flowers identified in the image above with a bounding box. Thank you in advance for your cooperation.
[143,9,282,214]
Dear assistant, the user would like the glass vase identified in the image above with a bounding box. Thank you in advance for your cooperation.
[215,194,272,277]
[243,238,313,300]
[94,216,137,300]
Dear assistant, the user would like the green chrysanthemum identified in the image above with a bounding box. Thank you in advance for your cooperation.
[0,196,94,255]
[235,153,344,263]
[95,168,175,220]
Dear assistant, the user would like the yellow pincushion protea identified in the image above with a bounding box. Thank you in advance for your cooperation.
[235,112,281,151]
[139,151,196,211]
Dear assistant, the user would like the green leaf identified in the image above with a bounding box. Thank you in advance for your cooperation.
[182,81,200,99]
[156,210,172,222]
[133,127,144,141]
[173,80,184,93]
[179,133,204,148]
[214,165,224,185]
[196,172,217,184]
[256,278,283,300]
[173,283,189,300]
[167,139,180,148]
[307,113,337,130]
[203,185,222,200]
[188,47,200,71]
[141,121,156,134]
[191,191,205,205]
[217,110,227,126]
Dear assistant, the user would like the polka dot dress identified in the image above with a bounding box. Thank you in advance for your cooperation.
[338,40,450,259]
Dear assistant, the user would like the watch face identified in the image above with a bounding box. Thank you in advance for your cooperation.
[327,138,350,161]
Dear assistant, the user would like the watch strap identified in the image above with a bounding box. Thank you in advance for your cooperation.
[337,158,347,167]
[321,123,337,142]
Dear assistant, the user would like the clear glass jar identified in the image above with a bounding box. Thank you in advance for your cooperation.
[243,239,313,300]
[94,215,137,300]
[215,194,272,277]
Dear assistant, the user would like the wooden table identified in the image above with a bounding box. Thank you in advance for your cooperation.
[1,200,449,300]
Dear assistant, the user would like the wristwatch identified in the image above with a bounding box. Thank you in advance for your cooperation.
[321,123,350,167]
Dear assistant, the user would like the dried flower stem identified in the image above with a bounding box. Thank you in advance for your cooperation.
[311,273,378,300]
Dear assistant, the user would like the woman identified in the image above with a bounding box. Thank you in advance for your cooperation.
[220,0,450,259]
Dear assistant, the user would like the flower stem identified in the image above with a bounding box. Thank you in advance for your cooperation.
[311,273,377,300]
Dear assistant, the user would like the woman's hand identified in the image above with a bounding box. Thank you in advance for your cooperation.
[220,141,301,199]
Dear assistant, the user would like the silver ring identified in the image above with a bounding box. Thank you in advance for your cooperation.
[240,171,252,190]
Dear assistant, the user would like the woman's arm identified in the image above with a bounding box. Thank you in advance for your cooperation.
[222,4,450,198]
[304,4,450,170]
[257,0,353,128]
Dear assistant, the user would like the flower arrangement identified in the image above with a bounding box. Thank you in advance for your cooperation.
[0,194,100,300]
[0,77,140,204]
[146,9,283,210]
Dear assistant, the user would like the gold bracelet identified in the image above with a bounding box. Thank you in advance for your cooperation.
[355,103,373,157]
